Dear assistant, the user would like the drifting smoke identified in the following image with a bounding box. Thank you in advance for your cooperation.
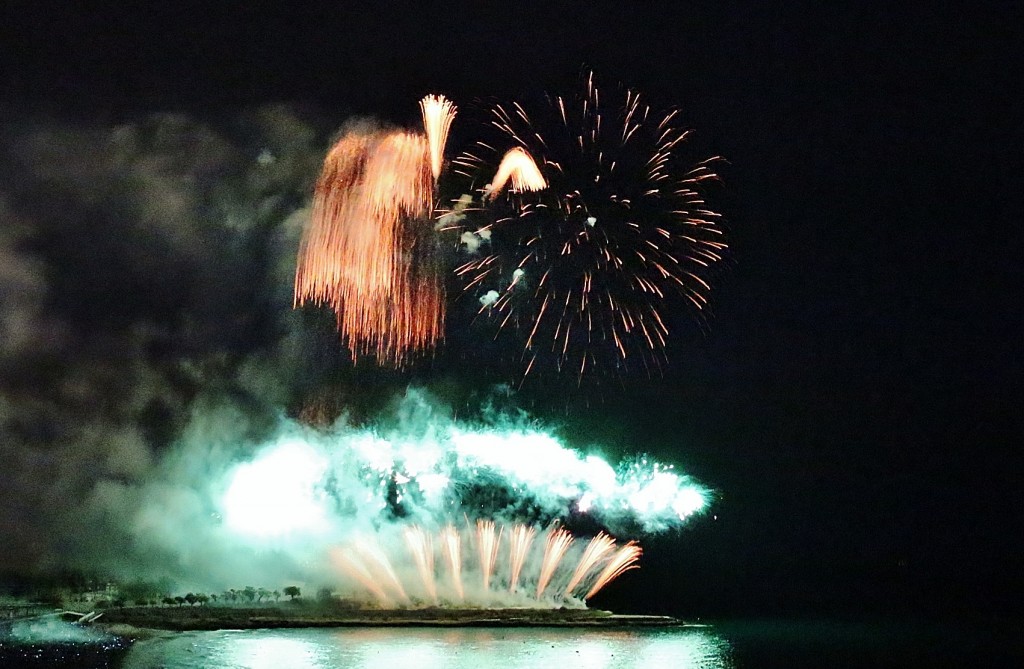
[129,388,705,603]
[0,106,338,582]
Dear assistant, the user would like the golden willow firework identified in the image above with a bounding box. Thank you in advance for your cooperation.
[294,96,457,365]
[452,74,726,379]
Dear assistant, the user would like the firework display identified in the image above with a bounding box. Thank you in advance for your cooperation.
[333,523,640,607]
[294,75,724,381]
[282,76,723,607]
[453,73,725,379]
[216,391,707,607]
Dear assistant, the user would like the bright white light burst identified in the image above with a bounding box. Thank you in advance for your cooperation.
[218,394,708,540]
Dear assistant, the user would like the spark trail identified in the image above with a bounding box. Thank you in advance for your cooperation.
[441,524,464,601]
[476,520,502,592]
[506,523,537,593]
[404,525,438,604]
[564,532,617,596]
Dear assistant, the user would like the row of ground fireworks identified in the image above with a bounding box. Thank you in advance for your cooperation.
[332,522,640,606]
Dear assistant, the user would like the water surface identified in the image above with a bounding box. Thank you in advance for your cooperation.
[119,620,1023,669]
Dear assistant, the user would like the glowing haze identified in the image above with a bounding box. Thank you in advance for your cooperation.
[220,391,708,541]
[210,389,707,605]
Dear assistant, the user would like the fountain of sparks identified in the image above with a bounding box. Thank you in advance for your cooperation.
[332,522,641,608]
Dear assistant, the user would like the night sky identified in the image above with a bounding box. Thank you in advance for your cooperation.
[1,1,1021,620]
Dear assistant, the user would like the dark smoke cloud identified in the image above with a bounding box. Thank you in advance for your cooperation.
[0,106,337,578]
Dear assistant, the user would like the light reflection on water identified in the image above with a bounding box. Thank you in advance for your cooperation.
[121,626,733,669]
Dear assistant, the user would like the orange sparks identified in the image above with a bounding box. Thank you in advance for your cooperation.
[536,526,575,599]
[330,548,390,605]
[404,525,438,604]
[564,532,617,597]
[440,524,464,602]
[507,524,537,594]
[294,126,444,365]
[420,94,457,180]
[476,519,502,592]
[584,541,642,599]
[486,147,548,197]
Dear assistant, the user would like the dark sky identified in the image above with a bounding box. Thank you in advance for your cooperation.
[1,1,1022,618]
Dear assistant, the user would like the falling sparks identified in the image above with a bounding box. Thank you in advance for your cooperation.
[294,96,453,365]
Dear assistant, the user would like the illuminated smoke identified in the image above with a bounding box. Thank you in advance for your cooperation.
[219,391,708,540]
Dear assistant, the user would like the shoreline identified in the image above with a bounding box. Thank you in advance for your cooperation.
[96,605,683,633]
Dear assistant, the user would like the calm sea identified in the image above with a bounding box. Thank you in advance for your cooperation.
[119,621,1023,669]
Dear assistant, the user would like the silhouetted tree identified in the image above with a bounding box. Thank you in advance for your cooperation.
[283,586,301,600]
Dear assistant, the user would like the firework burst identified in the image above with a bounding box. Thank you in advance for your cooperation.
[453,73,725,380]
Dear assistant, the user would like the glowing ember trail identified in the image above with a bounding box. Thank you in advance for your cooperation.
[404,526,438,604]
[440,524,464,601]
[536,526,575,599]
[584,541,642,599]
[476,520,502,592]
[564,532,618,596]
[506,524,537,593]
